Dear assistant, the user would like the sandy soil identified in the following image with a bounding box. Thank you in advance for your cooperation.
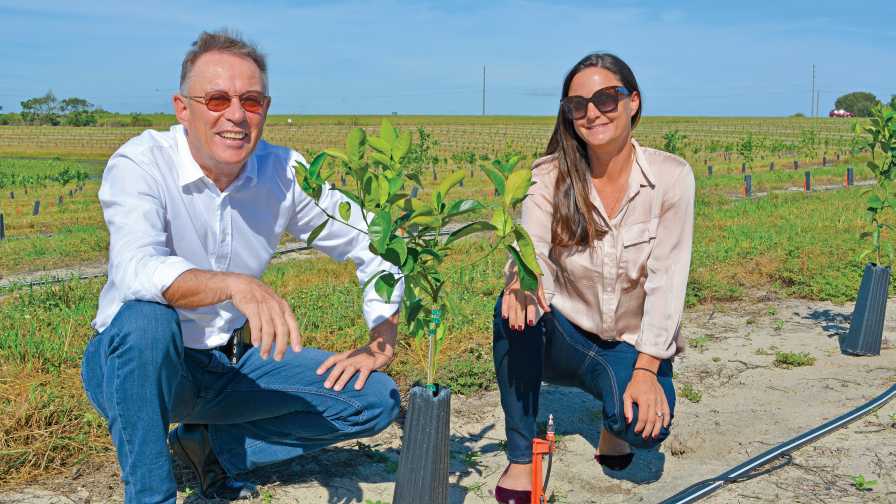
[2,293,895,504]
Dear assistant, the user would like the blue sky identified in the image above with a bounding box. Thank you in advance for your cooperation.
[1,0,893,116]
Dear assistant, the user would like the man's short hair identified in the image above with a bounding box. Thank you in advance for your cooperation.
[180,29,268,95]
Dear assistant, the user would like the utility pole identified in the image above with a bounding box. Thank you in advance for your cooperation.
[811,64,816,117]
[482,65,486,116]
[816,91,820,119]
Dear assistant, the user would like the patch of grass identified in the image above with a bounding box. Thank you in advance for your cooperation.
[680,383,703,403]
[773,351,816,368]
[687,335,710,353]
[851,474,877,491]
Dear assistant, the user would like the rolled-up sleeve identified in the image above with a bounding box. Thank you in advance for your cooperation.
[285,154,403,329]
[637,167,695,359]
[99,153,197,304]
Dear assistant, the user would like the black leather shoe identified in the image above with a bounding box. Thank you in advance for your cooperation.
[168,424,259,500]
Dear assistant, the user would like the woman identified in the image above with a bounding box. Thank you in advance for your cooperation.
[493,53,694,503]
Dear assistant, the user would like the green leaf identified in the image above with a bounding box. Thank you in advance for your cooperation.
[370,151,392,168]
[362,173,380,207]
[338,201,352,222]
[868,194,884,209]
[444,221,496,247]
[444,199,485,221]
[373,272,397,302]
[306,220,327,246]
[381,119,397,145]
[383,238,408,268]
[394,131,412,161]
[420,248,444,261]
[481,165,506,196]
[346,128,366,164]
[387,192,409,205]
[513,226,543,275]
[504,168,532,206]
[322,149,348,163]
[491,207,512,236]
[368,136,391,156]
[404,297,423,326]
[308,151,327,180]
[377,173,390,205]
[403,247,419,273]
[506,245,538,292]
[368,210,393,253]
[293,160,307,180]
[438,170,465,200]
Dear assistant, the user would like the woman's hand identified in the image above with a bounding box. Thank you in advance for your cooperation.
[501,275,550,331]
[623,367,671,440]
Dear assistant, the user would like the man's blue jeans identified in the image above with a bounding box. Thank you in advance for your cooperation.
[493,297,676,464]
[80,301,400,503]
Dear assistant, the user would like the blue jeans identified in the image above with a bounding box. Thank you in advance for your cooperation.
[492,297,675,464]
[80,301,400,504]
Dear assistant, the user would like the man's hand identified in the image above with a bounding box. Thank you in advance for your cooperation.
[316,310,399,391]
[228,273,301,361]
[163,269,302,361]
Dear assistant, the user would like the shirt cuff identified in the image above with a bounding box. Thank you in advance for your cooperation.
[633,337,677,360]
[149,257,198,304]
[361,276,404,329]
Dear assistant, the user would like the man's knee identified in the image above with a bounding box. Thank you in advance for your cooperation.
[357,372,400,435]
[107,301,182,359]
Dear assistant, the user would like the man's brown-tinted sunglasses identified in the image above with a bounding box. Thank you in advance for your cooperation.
[561,86,631,119]
[184,91,270,114]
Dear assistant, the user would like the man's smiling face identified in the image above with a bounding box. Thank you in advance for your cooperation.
[174,50,269,181]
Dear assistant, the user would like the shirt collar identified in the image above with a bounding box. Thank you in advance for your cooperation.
[631,138,655,189]
[173,124,258,189]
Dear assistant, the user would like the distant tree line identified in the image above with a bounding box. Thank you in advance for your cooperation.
[17,91,100,126]
[0,91,159,127]
[834,92,896,117]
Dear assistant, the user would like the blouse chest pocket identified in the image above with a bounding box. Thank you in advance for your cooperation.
[620,218,658,288]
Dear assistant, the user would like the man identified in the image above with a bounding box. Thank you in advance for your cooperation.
[80,30,403,502]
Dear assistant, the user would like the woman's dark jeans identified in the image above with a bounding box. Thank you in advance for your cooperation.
[493,297,676,464]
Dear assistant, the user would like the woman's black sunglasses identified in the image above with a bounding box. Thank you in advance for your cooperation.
[561,86,631,119]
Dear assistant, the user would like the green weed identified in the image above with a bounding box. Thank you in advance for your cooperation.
[687,335,710,353]
[851,474,877,491]
[680,384,703,403]
[773,351,816,368]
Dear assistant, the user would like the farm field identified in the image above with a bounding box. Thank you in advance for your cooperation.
[0,116,893,502]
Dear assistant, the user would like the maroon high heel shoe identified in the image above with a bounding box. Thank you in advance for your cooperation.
[594,452,634,470]
[494,485,531,504]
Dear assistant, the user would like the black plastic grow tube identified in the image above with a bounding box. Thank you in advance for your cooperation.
[658,382,896,504]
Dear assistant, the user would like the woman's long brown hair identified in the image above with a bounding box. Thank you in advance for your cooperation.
[545,53,642,256]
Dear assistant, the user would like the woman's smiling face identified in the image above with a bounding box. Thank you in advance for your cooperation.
[567,66,640,149]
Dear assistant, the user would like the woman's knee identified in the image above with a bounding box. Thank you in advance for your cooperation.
[604,406,673,450]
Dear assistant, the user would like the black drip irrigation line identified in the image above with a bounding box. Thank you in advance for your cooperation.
[0,243,315,290]
[2,228,463,290]
[658,382,896,504]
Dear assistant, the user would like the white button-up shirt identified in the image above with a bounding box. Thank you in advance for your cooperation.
[92,125,403,350]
